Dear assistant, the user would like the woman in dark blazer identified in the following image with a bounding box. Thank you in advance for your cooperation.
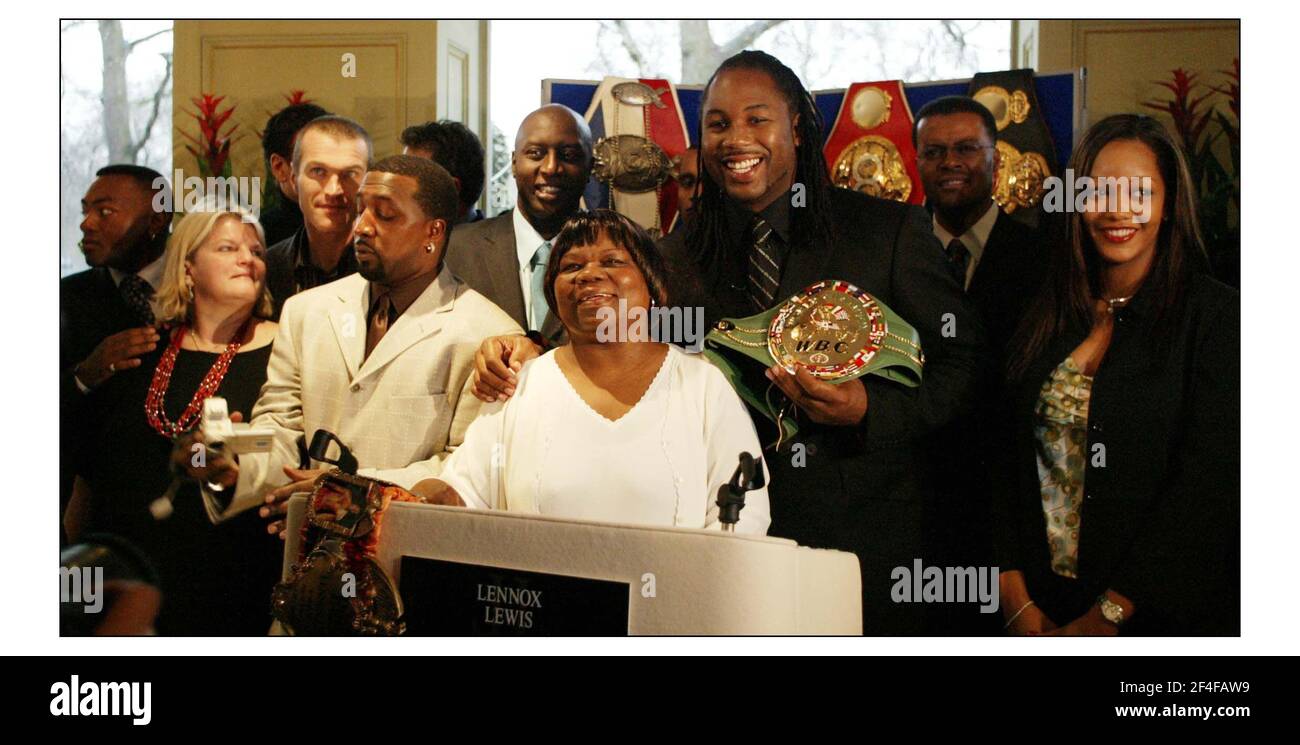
[995,114,1239,636]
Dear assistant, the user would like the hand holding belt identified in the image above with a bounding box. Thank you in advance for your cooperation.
[702,279,924,445]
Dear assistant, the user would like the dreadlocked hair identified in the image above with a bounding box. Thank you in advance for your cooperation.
[685,50,837,276]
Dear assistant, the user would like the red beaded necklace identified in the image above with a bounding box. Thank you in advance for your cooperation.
[145,318,255,438]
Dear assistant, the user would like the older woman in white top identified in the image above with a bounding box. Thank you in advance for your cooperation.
[413,210,769,534]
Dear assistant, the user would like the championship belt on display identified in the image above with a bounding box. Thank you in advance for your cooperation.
[967,69,1058,216]
[702,280,924,447]
[271,433,423,635]
[583,77,691,237]
[822,81,924,205]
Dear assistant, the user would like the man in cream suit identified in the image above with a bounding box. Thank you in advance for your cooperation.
[184,155,520,528]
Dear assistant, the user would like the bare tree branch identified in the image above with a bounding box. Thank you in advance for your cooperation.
[127,27,172,52]
[61,20,88,33]
[612,20,650,76]
[718,20,784,57]
[127,52,171,163]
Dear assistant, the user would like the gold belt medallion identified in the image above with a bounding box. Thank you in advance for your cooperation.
[974,85,1031,131]
[994,141,1050,213]
[593,134,672,193]
[768,280,889,381]
[830,135,913,203]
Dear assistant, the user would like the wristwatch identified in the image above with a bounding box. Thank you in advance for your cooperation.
[1097,594,1126,626]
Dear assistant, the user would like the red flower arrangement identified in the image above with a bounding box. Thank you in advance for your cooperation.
[180,93,238,177]
[1142,60,1240,286]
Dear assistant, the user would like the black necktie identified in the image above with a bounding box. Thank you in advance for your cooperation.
[119,274,155,326]
[746,216,782,311]
[945,238,970,290]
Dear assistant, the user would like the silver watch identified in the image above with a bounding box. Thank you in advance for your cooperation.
[1097,595,1125,625]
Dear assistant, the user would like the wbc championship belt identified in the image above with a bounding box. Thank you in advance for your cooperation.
[702,280,924,447]
[967,69,1058,216]
[583,76,691,237]
[823,81,924,205]
[271,470,423,635]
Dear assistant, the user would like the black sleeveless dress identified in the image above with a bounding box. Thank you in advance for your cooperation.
[76,341,282,635]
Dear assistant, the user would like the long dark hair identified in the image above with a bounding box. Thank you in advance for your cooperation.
[1006,114,1210,382]
[685,50,837,274]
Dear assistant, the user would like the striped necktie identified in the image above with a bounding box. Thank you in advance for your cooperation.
[746,216,782,311]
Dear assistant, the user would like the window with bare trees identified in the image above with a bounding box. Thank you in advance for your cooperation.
[60,20,173,277]
[487,20,1011,217]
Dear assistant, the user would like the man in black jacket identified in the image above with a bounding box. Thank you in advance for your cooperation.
[258,102,330,247]
[61,165,171,527]
[661,53,985,634]
[264,115,371,319]
[912,96,1045,633]
[401,120,488,224]
[914,95,1043,354]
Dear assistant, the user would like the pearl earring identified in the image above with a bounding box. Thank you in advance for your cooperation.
[425,244,434,253]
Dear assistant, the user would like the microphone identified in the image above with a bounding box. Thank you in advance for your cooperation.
[716,451,764,532]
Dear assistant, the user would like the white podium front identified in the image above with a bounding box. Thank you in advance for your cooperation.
[283,498,861,635]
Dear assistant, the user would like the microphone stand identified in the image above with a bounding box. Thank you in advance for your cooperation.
[716,452,764,532]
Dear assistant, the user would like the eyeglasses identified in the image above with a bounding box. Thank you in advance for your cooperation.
[917,143,995,163]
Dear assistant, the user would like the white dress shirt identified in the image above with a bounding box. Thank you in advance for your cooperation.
[437,345,771,534]
[932,200,999,291]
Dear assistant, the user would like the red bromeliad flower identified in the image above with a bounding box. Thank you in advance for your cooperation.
[257,91,315,143]
[284,90,313,106]
[179,93,239,177]
[1210,58,1240,120]
[1143,69,1216,155]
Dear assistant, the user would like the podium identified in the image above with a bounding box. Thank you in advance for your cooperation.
[283,498,862,635]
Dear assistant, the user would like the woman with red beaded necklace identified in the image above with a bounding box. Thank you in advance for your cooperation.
[68,203,281,635]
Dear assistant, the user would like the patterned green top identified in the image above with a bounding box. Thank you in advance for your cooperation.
[1033,356,1094,578]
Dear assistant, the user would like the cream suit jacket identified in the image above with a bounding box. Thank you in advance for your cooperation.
[224,269,521,515]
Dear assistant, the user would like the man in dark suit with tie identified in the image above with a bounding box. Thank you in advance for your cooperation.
[912,95,1046,633]
[444,104,592,353]
[913,95,1043,355]
[61,164,171,528]
[657,52,985,634]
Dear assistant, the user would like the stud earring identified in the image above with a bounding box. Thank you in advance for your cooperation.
[425,244,434,253]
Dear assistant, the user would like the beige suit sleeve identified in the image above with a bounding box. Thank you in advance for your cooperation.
[220,297,309,515]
